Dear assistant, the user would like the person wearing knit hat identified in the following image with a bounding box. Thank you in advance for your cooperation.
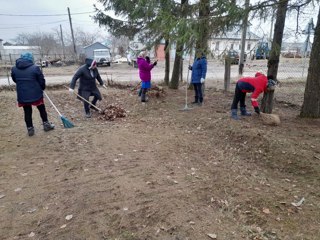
[11,52,55,136]
[69,58,105,118]
[21,52,34,62]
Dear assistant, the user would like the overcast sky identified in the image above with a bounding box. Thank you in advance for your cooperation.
[0,0,106,42]
[0,0,317,43]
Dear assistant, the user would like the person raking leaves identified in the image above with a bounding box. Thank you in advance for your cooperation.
[11,52,55,136]
[231,72,277,120]
[69,58,105,118]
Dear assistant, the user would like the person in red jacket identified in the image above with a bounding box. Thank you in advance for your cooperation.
[231,72,276,120]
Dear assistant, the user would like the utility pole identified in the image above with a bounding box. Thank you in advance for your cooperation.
[67,7,77,59]
[60,24,66,59]
[238,0,250,75]
[269,7,275,42]
[302,18,314,77]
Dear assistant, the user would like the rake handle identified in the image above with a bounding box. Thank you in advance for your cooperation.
[65,86,102,112]
[43,91,63,117]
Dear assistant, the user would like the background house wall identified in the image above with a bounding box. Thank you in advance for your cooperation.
[82,42,109,59]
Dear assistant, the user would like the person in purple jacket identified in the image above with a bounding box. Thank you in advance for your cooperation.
[137,51,157,102]
[11,52,54,136]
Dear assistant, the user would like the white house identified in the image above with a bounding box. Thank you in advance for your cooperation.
[0,39,40,63]
[209,26,261,59]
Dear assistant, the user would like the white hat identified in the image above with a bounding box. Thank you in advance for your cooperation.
[138,51,145,58]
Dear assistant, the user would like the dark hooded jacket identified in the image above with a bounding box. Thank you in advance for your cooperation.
[11,58,45,104]
[70,58,103,92]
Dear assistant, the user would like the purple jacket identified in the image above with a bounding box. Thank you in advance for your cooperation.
[137,57,154,82]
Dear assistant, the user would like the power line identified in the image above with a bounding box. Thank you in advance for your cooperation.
[0,20,68,29]
[0,11,95,17]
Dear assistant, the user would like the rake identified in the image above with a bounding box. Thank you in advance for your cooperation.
[72,92,102,113]
[180,53,193,111]
[43,91,75,128]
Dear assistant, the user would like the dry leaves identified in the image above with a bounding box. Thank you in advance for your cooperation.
[98,104,127,121]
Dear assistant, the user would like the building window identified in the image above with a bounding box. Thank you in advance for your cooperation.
[247,43,251,50]
[230,44,234,50]
[239,45,241,50]
[215,41,219,51]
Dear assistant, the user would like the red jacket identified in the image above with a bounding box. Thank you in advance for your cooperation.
[237,72,268,107]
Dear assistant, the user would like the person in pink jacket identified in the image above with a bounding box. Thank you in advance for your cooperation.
[137,52,157,102]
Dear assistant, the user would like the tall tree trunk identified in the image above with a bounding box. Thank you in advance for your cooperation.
[195,0,210,53]
[169,0,188,89]
[261,0,288,113]
[164,39,170,85]
[300,7,320,118]
[170,43,183,89]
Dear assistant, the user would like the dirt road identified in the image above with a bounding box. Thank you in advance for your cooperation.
[0,79,320,239]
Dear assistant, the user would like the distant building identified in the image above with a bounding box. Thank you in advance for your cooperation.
[0,39,40,62]
[209,26,261,59]
[281,41,312,57]
[82,42,110,59]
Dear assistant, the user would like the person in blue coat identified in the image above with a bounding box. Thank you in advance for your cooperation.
[11,52,54,136]
[189,51,207,105]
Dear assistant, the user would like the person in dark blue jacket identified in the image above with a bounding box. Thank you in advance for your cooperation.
[189,51,207,105]
[11,52,54,136]
[69,58,104,118]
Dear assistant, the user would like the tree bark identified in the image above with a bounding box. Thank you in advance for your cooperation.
[169,0,188,89]
[300,7,320,118]
[195,0,210,54]
[170,43,183,89]
[261,0,289,113]
[164,39,170,85]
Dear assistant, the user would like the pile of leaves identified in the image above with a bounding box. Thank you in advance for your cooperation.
[98,104,127,121]
[131,83,166,98]
[148,85,166,98]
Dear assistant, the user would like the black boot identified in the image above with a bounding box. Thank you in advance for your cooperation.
[240,106,252,116]
[43,122,55,131]
[27,127,35,136]
[141,89,148,102]
[85,110,92,118]
[141,94,148,102]
[191,97,199,104]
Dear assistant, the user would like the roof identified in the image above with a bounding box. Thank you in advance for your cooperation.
[83,42,109,49]
[4,46,39,50]
[211,26,261,41]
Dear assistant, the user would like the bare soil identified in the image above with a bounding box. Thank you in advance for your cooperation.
[0,79,320,240]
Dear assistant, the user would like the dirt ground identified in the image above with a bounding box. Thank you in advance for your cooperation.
[1,78,320,240]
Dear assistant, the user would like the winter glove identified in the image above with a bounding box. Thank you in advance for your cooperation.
[188,65,192,70]
[254,106,260,114]
[200,78,205,83]
[68,88,74,94]
[153,60,158,66]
